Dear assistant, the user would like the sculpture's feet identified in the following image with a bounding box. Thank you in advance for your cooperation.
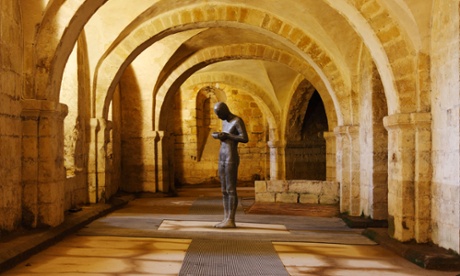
[214,220,236,228]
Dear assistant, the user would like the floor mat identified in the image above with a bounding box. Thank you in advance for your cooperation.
[188,197,244,215]
[247,202,340,217]
[179,239,289,276]
[158,220,289,234]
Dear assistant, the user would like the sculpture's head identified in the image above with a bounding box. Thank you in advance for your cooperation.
[214,102,231,120]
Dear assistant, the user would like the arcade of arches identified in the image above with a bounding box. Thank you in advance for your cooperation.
[0,0,459,255]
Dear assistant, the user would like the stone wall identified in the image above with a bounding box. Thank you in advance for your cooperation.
[61,37,90,210]
[255,180,339,205]
[430,0,460,253]
[174,86,268,185]
[0,0,23,232]
[0,1,23,232]
[119,57,158,193]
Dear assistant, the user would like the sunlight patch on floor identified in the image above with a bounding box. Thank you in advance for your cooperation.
[158,220,289,234]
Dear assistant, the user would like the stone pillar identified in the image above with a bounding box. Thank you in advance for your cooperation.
[155,131,166,192]
[88,118,113,203]
[348,126,361,216]
[21,107,40,228]
[334,126,351,213]
[141,131,157,193]
[21,100,68,227]
[88,118,99,203]
[323,131,336,182]
[412,113,432,243]
[267,140,286,180]
[384,113,431,242]
[96,118,113,202]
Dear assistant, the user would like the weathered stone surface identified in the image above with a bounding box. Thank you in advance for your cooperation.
[299,194,319,204]
[254,181,267,193]
[319,195,339,205]
[268,180,287,193]
[255,192,275,203]
[276,192,298,203]
[320,181,340,198]
[0,0,458,257]
[289,180,323,194]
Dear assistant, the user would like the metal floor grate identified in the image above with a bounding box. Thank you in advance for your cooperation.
[179,239,289,276]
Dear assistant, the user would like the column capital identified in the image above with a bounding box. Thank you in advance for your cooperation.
[334,125,348,136]
[322,131,335,140]
[333,125,359,137]
[383,112,431,130]
[21,99,68,118]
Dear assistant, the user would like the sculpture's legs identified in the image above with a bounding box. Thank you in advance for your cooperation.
[222,195,229,221]
[215,194,236,228]
[227,195,238,223]
[215,161,238,228]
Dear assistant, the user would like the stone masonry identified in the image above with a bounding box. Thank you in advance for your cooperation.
[255,180,339,205]
[1,0,460,257]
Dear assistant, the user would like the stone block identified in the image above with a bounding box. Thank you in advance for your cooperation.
[319,195,339,205]
[321,181,339,197]
[276,192,298,203]
[299,194,318,204]
[289,180,322,195]
[267,180,287,193]
[254,181,267,193]
[255,192,275,203]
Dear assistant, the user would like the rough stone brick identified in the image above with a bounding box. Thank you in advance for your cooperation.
[267,180,287,193]
[299,194,319,204]
[321,181,340,198]
[254,181,267,193]
[289,180,322,195]
[276,193,298,203]
[319,195,339,205]
[256,192,275,203]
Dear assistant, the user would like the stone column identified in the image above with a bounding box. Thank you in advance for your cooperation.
[267,140,286,180]
[155,131,166,192]
[88,118,99,203]
[383,113,431,242]
[412,113,432,243]
[323,131,336,182]
[88,118,113,203]
[21,107,40,228]
[141,131,158,193]
[21,100,68,227]
[348,126,361,216]
[334,126,351,213]
[96,118,113,203]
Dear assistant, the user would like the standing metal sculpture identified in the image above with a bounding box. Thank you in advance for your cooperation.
[212,102,249,228]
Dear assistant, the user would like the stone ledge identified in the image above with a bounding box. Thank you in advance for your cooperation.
[363,228,460,271]
[341,215,388,228]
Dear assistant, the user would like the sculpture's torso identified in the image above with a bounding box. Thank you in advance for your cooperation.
[219,117,242,163]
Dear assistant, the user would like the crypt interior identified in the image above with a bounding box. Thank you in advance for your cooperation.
[1,0,460,262]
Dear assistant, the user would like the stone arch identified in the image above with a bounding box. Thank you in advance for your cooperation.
[195,86,220,161]
[323,0,420,114]
[92,4,349,123]
[30,0,419,119]
[31,0,108,100]
[155,44,342,132]
[183,73,280,133]
[173,80,269,184]
[285,80,318,142]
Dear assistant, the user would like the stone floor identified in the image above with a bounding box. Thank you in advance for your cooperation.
[1,186,460,275]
